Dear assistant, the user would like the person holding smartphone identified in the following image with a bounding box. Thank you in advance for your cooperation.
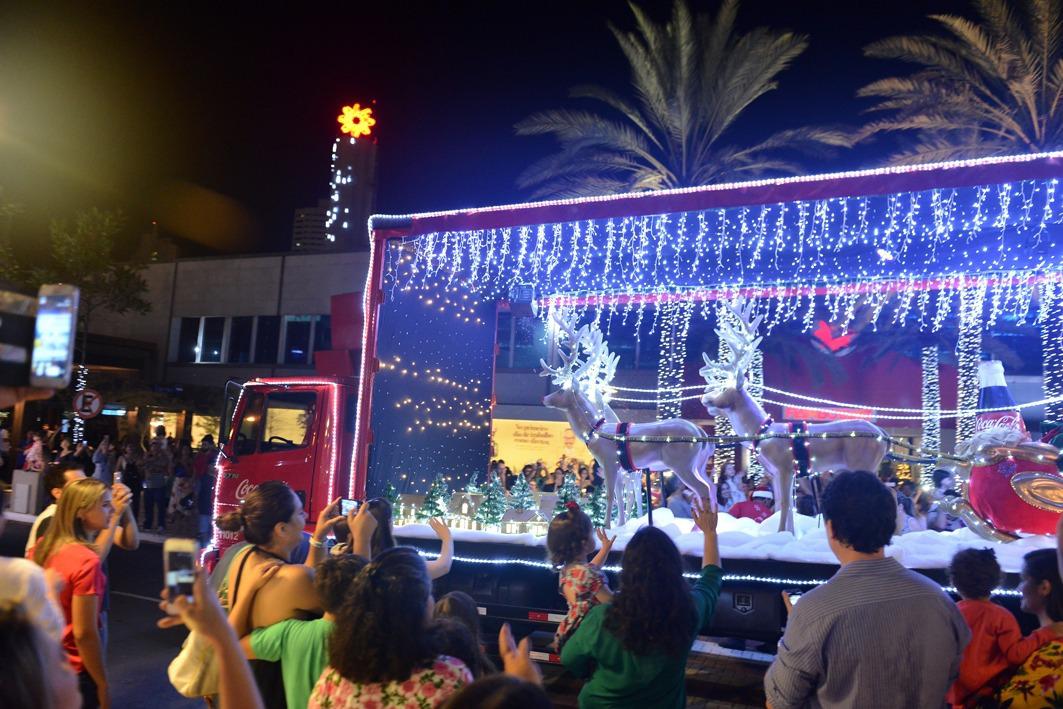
[30,478,121,709]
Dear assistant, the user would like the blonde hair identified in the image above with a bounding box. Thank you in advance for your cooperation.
[33,478,108,567]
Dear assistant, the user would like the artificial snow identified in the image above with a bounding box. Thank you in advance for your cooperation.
[396,508,1056,573]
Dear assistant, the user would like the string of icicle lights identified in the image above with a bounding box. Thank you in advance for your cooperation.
[606,385,1063,421]
[384,176,1063,334]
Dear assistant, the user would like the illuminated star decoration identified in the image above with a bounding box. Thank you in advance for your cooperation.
[337,103,376,138]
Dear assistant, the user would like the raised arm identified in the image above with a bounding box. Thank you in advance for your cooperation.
[306,498,343,568]
[590,528,615,568]
[95,483,137,561]
[427,518,454,580]
[347,504,377,559]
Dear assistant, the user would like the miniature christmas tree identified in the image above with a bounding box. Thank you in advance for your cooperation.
[554,472,583,517]
[509,474,535,512]
[417,475,450,520]
[465,471,482,494]
[382,482,400,507]
[474,477,507,526]
[587,483,610,527]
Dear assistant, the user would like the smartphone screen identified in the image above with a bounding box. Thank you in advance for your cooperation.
[788,593,802,606]
[340,498,360,516]
[166,550,196,600]
[30,288,78,387]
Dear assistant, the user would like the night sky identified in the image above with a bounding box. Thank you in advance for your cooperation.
[0,0,971,255]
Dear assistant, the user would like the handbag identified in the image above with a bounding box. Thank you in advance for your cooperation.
[167,547,252,697]
[167,628,219,697]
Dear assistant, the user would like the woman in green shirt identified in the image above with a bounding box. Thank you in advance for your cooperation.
[560,499,722,708]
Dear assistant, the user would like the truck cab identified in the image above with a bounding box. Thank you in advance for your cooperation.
[210,376,360,557]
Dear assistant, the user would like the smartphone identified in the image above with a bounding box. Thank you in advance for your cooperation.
[340,498,361,516]
[29,284,79,388]
[163,538,199,614]
[783,589,803,607]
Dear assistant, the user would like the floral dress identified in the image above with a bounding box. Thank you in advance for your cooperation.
[308,655,471,709]
[554,562,608,651]
[982,639,1063,708]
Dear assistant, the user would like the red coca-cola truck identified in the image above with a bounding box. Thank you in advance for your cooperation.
[209,292,364,558]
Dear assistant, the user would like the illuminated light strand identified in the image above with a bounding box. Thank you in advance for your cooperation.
[1042,281,1063,423]
[406,548,1022,595]
[203,384,246,561]
[610,384,1063,418]
[385,178,1063,337]
[956,286,986,445]
[370,151,1063,225]
[72,365,88,444]
[921,346,942,488]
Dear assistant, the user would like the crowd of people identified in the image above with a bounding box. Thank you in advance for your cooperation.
[3,387,1061,708]
[3,423,220,544]
[491,454,967,533]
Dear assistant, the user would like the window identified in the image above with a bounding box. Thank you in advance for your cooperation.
[228,317,253,363]
[262,391,316,452]
[177,318,200,363]
[255,316,280,364]
[284,315,313,365]
[313,315,332,353]
[172,314,330,365]
[234,392,265,457]
[201,317,225,363]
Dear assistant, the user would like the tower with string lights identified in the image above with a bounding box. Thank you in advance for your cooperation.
[323,102,378,251]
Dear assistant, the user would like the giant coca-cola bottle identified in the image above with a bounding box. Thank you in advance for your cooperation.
[973,360,1029,441]
[967,360,1060,536]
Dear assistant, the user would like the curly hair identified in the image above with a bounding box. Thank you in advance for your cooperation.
[821,470,895,553]
[314,554,368,613]
[546,504,593,566]
[604,526,697,657]
[1023,549,1063,622]
[949,548,1002,600]
[328,546,440,683]
[215,480,297,546]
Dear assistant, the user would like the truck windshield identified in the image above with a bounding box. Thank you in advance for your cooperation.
[261,391,316,452]
[234,392,265,457]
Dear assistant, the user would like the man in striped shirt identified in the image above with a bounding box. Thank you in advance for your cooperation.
[765,470,969,709]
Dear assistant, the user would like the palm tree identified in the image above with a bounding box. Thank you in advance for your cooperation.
[515,0,848,199]
[858,0,1063,163]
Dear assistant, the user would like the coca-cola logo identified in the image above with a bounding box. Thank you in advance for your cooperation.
[975,413,1024,433]
[235,479,258,499]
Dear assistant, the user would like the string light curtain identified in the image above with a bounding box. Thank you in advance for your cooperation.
[1042,281,1063,425]
[956,285,986,445]
[920,345,941,487]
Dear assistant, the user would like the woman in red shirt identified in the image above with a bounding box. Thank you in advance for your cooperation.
[31,477,116,709]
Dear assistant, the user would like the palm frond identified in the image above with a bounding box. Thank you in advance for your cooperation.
[516,0,832,197]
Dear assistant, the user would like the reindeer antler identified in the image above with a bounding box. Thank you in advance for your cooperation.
[540,311,619,411]
[700,298,763,396]
[539,309,587,388]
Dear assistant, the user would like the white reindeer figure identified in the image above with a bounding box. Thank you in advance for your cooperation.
[700,299,889,533]
[541,311,715,527]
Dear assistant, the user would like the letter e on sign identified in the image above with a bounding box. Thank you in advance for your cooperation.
[73,389,103,419]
